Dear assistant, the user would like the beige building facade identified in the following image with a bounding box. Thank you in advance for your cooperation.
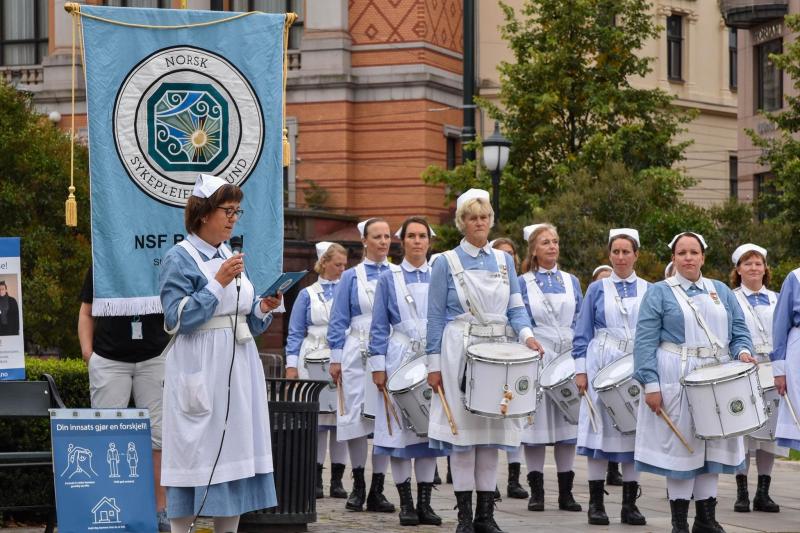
[477,0,739,206]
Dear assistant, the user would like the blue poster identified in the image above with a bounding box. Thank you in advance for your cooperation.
[50,409,156,533]
[0,237,24,380]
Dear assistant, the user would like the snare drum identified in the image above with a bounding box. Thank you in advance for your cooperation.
[683,361,767,440]
[387,357,431,436]
[304,348,337,414]
[540,352,581,425]
[592,354,641,435]
[362,376,379,420]
[464,342,540,418]
[750,362,780,441]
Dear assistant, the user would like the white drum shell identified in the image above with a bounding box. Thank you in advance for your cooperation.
[592,355,641,435]
[388,358,432,437]
[750,387,780,441]
[464,343,540,419]
[304,350,337,414]
[684,363,768,440]
[362,374,379,419]
[540,352,580,425]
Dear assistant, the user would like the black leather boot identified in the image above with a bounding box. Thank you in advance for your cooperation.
[753,474,780,512]
[670,499,690,533]
[506,462,529,499]
[587,480,609,525]
[416,482,442,525]
[316,463,324,499]
[692,497,725,533]
[346,467,366,511]
[447,456,453,484]
[557,471,582,512]
[396,479,419,526]
[455,490,474,533]
[606,461,623,486]
[366,473,396,512]
[473,490,506,533]
[621,480,646,525]
[433,465,442,485]
[733,474,750,512]
[493,485,501,502]
[527,471,544,511]
[330,463,348,498]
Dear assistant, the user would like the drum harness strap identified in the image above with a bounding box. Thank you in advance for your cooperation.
[665,277,726,376]
[392,268,426,361]
[525,272,571,354]
[307,282,331,350]
[354,263,375,367]
[733,288,772,356]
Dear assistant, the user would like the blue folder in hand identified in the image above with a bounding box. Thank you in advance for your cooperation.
[260,271,309,298]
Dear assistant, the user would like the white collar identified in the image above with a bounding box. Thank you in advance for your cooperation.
[363,257,390,267]
[537,265,559,275]
[675,272,705,291]
[187,233,223,259]
[740,284,764,297]
[611,271,637,283]
[460,238,493,258]
[401,259,429,273]
[318,276,339,285]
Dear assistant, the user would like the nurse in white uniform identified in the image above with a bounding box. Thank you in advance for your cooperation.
[518,223,584,513]
[159,175,281,533]
[285,241,350,500]
[633,232,756,533]
[729,243,786,513]
[573,229,648,526]
[328,218,396,513]
[370,217,446,527]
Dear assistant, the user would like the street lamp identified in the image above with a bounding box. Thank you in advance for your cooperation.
[482,122,511,221]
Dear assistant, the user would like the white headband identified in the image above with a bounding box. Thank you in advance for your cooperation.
[394,222,436,239]
[664,262,674,278]
[523,224,548,242]
[192,173,227,198]
[732,243,767,266]
[609,228,640,247]
[456,188,490,210]
[668,232,708,251]
[315,241,334,260]
[592,265,612,278]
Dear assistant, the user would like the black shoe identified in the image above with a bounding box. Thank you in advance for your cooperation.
[670,499,690,533]
[316,463,324,499]
[366,473,396,513]
[493,485,501,502]
[557,471,582,512]
[433,465,442,485]
[447,456,453,484]
[330,463,348,498]
[587,480,609,525]
[753,474,780,512]
[606,461,623,486]
[733,474,750,512]
[416,482,442,525]
[527,471,544,512]
[692,497,725,533]
[346,467,366,511]
[455,490,474,533]
[506,462,529,499]
[396,479,419,526]
[621,480,646,525]
[473,490,506,533]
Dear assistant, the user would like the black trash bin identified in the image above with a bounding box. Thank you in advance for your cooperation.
[240,378,328,532]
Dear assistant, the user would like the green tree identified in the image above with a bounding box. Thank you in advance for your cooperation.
[0,82,90,357]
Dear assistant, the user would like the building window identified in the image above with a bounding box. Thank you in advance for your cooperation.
[667,14,683,81]
[729,29,738,91]
[756,39,783,112]
[0,0,48,67]
[446,136,460,170]
[729,155,738,198]
[231,1,304,49]
[103,0,171,6]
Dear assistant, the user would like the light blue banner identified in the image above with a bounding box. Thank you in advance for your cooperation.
[50,409,156,533]
[81,6,285,316]
[0,236,24,380]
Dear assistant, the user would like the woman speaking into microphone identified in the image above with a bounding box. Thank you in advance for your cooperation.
[159,174,282,533]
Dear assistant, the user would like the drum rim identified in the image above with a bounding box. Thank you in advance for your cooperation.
[539,351,575,386]
[466,343,542,362]
[540,375,575,389]
[466,353,542,365]
[682,363,757,386]
[462,401,536,419]
[387,379,429,395]
[591,354,635,390]
[593,375,638,393]
[304,351,332,363]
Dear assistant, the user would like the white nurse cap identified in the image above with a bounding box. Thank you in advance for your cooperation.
[592,265,612,278]
[609,228,640,247]
[315,241,334,260]
[731,243,767,265]
[456,188,490,210]
[394,221,436,239]
[357,218,376,238]
[523,224,547,242]
[668,232,708,251]
[192,173,227,198]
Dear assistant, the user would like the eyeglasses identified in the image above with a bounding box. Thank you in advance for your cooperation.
[216,207,244,218]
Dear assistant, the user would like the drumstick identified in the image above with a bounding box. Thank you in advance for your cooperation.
[382,388,402,427]
[583,393,599,433]
[437,386,458,435]
[658,409,694,454]
[337,377,346,416]
[783,390,800,431]
[382,389,394,436]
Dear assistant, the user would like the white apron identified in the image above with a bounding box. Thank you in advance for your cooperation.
[162,240,272,487]
[577,276,648,456]
[374,265,429,450]
[634,278,744,475]
[427,249,524,447]
[775,271,800,447]
[521,270,578,444]
[337,264,377,441]
[297,282,337,427]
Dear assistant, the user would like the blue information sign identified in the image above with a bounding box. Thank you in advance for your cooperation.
[50,409,157,533]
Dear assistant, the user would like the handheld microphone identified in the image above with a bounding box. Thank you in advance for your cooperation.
[230,235,244,289]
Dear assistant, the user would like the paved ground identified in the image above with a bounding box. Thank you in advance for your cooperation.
[4,455,798,532]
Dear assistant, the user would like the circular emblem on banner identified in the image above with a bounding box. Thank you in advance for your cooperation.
[515,377,531,395]
[728,398,745,416]
[114,46,263,206]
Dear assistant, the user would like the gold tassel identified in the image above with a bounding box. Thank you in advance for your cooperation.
[281,13,297,168]
[283,128,291,167]
[65,186,77,227]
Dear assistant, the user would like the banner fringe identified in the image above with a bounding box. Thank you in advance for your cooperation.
[92,297,163,317]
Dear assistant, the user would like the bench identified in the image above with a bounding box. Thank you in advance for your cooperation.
[0,374,65,533]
